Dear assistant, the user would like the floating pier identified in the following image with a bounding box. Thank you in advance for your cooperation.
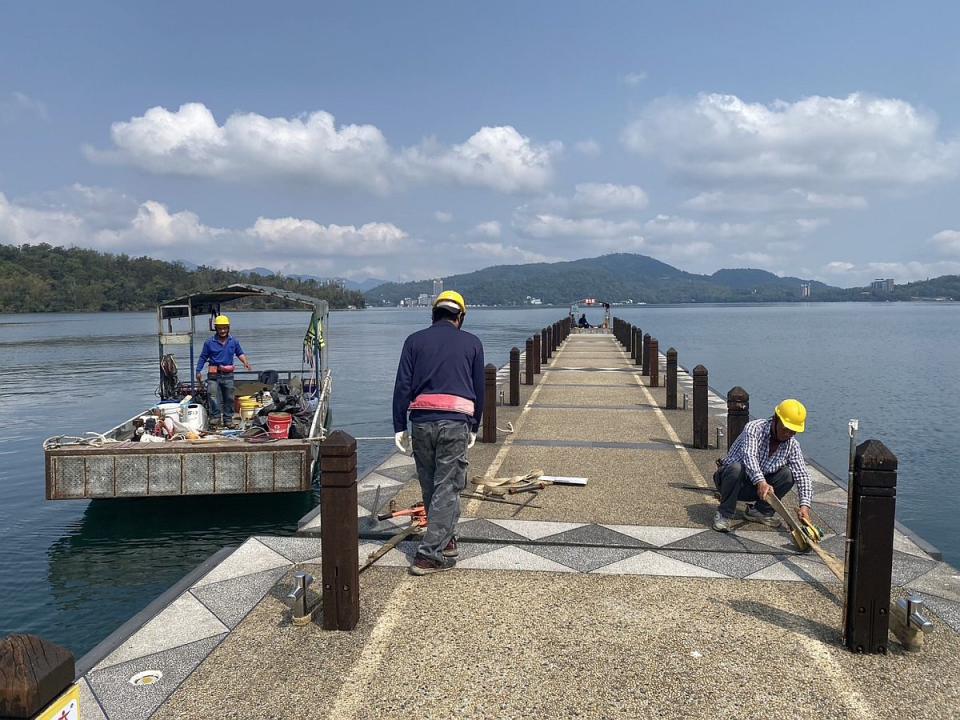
[18,318,960,720]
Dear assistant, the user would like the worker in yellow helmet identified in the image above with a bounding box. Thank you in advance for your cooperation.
[711,399,812,533]
[392,290,485,575]
[195,314,253,428]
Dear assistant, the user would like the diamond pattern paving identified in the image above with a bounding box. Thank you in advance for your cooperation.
[659,550,779,579]
[592,550,725,578]
[663,529,777,555]
[537,524,651,548]
[524,543,645,573]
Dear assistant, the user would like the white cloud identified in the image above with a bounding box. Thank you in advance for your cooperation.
[248,217,408,257]
[574,139,602,156]
[87,103,559,194]
[463,242,550,264]
[573,183,649,212]
[518,213,644,239]
[683,189,868,213]
[732,251,776,267]
[642,214,828,240]
[434,211,453,223]
[623,92,960,185]
[470,221,502,238]
[930,230,960,256]
[0,92,48,123]
[821,259,960,285]
[622,71,648,86]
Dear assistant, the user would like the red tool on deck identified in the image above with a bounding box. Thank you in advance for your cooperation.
[377,500,428,528]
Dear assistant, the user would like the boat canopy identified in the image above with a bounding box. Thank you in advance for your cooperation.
[159,283,329,319]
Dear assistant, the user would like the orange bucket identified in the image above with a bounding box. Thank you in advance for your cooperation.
[267,412,293,440]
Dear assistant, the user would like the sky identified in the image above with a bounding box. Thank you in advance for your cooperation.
[2,2,960,286]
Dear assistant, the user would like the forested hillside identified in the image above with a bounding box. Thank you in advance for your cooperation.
[0,244,366,312]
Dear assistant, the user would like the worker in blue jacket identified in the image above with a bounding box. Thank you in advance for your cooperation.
[195,314,252,428]
[392,290,485,575]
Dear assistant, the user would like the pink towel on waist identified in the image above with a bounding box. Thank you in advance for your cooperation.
[408,393,475,415]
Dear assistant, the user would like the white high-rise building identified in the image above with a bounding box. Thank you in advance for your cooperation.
[433,278,444,297]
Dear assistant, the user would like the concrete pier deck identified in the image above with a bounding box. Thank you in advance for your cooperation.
[76,331,960,719]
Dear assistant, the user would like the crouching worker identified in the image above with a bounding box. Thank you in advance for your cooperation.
[712,399,813,533]
[392,291,485,575]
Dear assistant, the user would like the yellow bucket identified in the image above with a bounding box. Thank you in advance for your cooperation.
[239,396,258,420]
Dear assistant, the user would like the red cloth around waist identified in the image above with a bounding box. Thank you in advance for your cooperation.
[408,393,475,415]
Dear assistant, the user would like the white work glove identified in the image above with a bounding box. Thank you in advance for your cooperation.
[468,432,477,449]
[394,431,412,455]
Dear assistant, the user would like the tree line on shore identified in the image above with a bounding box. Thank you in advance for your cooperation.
[0,244,366,312]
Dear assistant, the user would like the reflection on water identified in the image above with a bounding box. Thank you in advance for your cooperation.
[1,304,959,655]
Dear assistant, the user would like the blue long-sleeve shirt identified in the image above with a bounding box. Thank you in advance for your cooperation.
[392,320,485,432]
[196,335,246,373]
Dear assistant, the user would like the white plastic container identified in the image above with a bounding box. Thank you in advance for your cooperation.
[156,402,182,419]
[180,403,207,432]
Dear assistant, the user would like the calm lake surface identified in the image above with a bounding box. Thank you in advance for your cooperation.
[1,303,957,655]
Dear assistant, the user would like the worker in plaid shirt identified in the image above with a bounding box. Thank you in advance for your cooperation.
[712,399,811,533]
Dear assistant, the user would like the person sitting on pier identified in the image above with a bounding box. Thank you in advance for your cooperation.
[392,290,485,575]
[195,314,253,428]
[578,313,590,328]
[711,399,812,532]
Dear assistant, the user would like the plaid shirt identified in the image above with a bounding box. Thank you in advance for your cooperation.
[721,417,812,507]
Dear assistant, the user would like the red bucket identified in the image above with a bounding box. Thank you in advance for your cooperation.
[267,412,293,440]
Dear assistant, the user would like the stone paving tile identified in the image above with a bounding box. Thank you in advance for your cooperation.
[486,519,587,540]
[895,532,935,559]
[457,545,575,573]
[891,552,940,587]
[94,592,227,671]
[255,535,323,564]
[537,523,650,548]
[376,453,415,470]
[734,530,806,554]
[357,472,403,493]
[592,550,726,578]
[374,464,419,484]
[809,503,847,533]
[456,517,528,543]
[87,634,224,720]
[920,594,960,634]
[192,538,291,589]
[815,487,849,506]
[659,550,780,579]
[663,529,777,555]
[909,562,960,603]
[602,525,703,547]
[524,543,644,573]
[744,556,839,584]
[78,678,107,720]
[191,566,290,629]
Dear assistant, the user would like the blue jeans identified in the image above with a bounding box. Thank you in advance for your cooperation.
[411,420,470,563]
[207,373,235,423]
[714,462,794,519]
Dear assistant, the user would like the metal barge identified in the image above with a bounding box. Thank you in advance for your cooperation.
[44,284,332,500]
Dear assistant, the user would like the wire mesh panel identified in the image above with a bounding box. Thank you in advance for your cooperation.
[246,452,274,492]
[183,453,215,494]
[274,451,306,490]
[54,457,86,499]
[214,453,246,493]
[85,456,116,497]
[148,455,182,495]
[116,456,149,496]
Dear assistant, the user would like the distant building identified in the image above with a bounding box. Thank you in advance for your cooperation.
[432,278,443,297]
[800,283,811,298]
[417,293,431,306]
[525,295,542,305]
[871,278,895,293]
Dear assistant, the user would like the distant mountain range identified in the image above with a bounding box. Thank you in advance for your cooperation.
[364,253,843,305]
[234,267,385,292]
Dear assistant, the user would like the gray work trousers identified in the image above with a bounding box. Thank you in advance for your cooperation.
[714,462,794,519]
[411,420,470,563]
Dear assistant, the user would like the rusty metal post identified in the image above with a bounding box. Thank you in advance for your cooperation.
[692,364,708,448]
[0,635,75,719]
[648,338,659,387]
[844,440,898,654]
[532,333,541,374]
[320,430,359,630]
[726,387,749,449]
[666,348,677,409]
[509,347,520,406]
[642,333,651,376]
[482,364,497,443]
[525,338,534,384]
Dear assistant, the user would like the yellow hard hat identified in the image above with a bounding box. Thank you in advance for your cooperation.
[775,399,806,433]
[214,314,230,326]
[433,290,466,315]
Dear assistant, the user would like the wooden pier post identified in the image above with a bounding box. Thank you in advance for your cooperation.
[533,334,541,374]
[541,329,549,364]
[635,328,642,366]
[648,338,659,387]
[525,338,534,384]
[844,440,897,654]
[666,348,678,409]
[482,364,497,443]
[320,430,359,631]
[546,325,553,358]
[726,387,749,449]
[0,635,75,719]
[642,333,651,376]
[509,347,520,406]
[692,365,708,448]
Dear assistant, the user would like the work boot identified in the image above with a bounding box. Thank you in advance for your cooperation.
[744,504,781,527]
[442,537,459,558]
[712,512,734,533]
[410,555,456,576]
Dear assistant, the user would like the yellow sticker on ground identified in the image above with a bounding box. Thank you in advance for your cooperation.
[36,684,80,720]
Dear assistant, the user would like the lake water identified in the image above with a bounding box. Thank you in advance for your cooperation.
[1,303,957,656]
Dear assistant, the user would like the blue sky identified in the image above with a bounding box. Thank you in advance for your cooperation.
[2,2,960,286]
